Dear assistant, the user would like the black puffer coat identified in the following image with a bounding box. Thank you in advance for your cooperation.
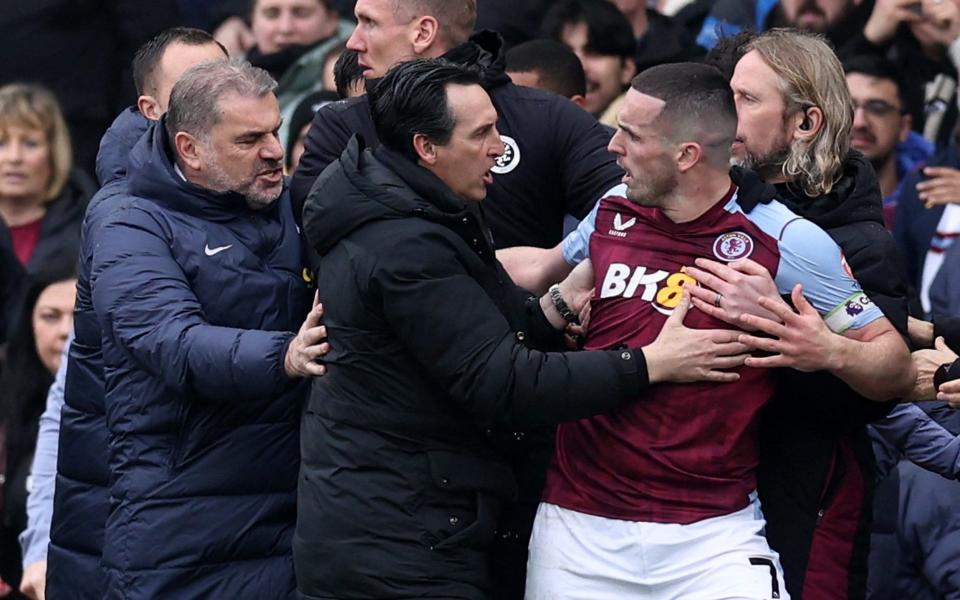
[295,138,647,599]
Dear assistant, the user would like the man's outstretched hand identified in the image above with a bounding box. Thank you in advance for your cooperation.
[285,298,329,378]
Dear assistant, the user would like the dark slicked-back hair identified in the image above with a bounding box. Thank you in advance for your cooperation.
[506,39,586,99]
[393,0,477,49]
[369,58,482,161]
[541,0,636,59]
[631,62,737,165]
[133,27,227,96]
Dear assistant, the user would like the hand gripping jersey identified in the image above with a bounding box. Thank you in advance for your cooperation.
[542,183,883,524]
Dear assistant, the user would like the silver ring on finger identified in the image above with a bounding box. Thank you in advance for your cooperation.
[714,292,723,308]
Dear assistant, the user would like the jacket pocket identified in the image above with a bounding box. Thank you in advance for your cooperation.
[417,450,518,551]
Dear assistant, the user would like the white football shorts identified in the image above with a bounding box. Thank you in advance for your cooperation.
[525,495,789,600]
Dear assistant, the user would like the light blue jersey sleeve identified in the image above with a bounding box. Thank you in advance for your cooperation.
[775,217,884,332]
[18,333,70,566]
[562,199,600,266]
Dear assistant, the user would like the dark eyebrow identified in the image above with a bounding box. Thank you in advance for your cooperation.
[472,122,494,136]
[238,119,283,140]
[617,121,641,137]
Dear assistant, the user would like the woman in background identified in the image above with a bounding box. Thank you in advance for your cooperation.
[0,269,76,598]
[0,84,91,349]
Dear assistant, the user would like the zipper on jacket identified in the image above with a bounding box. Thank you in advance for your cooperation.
[815,446,846,527]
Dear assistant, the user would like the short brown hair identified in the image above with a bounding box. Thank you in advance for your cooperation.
[0,84,72,202]
[393,0,476,49]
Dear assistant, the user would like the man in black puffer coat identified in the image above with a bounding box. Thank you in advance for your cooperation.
[296,58,749,600]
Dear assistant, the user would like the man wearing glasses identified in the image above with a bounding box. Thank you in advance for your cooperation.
[844,54,934,229]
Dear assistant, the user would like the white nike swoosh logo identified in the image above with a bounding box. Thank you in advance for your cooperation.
[204,244,233,257]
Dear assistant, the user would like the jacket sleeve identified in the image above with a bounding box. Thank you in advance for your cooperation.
[933,316,960,350]
[371,230,647,429]
[897,461,960,597]
[550,98,622,219]
[290,102,359,217]
[91,209,295,402]
[870,403,960,479]
[17,336,70,566]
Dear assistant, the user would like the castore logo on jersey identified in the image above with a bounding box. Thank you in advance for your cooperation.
[608,213,637,238]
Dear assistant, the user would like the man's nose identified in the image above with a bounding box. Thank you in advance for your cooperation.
[278,12,296,33]
[852,106,870,129]
[490,128,504,157]
[263,134,284,160]
[346,28,363,52]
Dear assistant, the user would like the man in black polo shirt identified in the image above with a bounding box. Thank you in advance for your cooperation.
[290,0,622,250]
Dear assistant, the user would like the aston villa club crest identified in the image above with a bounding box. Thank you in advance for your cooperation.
[712,231,754,261]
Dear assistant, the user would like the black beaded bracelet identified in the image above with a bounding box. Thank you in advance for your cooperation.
[548,284,578,323]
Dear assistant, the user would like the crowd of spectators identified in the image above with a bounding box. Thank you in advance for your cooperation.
[2,0,960,598]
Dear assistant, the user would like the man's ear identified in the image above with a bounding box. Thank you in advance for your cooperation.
[137,95,162,121]
[412,133,438,165]
[174,131,203,172]
[676,142,702,173]
[570,94,587,108]
[411,16,441,56]
[793,106,824,141]
[899,113,913,144]
[620,58,637,87]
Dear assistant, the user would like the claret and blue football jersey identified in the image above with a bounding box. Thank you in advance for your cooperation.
[543,183,883,524]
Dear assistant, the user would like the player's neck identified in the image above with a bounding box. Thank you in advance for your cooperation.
[661,171,733,224]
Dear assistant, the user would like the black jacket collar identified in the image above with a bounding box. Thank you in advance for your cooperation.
[733,150,884,230]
